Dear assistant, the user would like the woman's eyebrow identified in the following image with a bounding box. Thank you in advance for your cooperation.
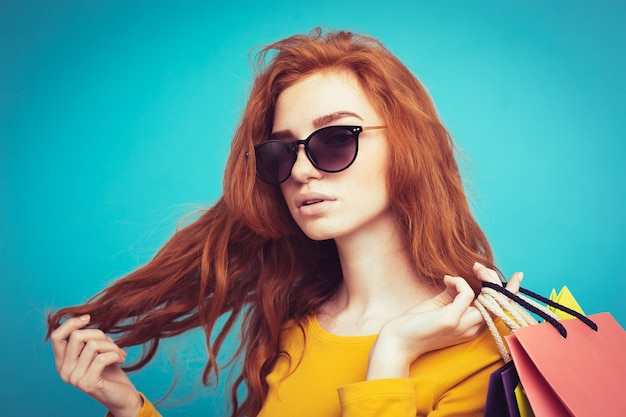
[313,111,363,129]
[271,111,364,139]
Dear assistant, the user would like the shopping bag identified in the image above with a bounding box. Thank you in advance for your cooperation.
[548,285,585,319]
[506,312,626,416]
[512,285,583,417]
[477,281,626,417]
[512,284,584,417]
[500,284,584,417]
[514,385,534,417]
[484,361,521,417]
[477,283,551,417]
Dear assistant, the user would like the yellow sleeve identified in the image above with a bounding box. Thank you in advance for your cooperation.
[417,321,507,417]
[337,321,506,417]
[104,393,162,417]
[338,378,417,417]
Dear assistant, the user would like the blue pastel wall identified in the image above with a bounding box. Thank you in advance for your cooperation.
[1,1,624,415]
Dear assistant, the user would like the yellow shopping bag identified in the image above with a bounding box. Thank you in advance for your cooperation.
[549,285,585,318]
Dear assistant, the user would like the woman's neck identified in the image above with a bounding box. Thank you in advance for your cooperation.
[317,225,440,336]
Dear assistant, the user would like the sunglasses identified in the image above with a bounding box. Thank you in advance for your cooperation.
[254,125,386,185]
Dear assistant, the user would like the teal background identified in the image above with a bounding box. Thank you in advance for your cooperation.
[1,1,624,415]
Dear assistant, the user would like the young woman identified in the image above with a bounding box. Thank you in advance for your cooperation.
[48,28,522,417]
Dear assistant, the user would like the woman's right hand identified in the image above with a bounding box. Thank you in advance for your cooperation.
[50,314,143,417]
[365,267,523,381]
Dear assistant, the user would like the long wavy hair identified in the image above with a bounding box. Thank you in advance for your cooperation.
[47,27,495,416]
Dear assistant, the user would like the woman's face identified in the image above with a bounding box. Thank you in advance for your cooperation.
[274,70,394,244]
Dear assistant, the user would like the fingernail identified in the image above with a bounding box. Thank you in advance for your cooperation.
[474,261,485,268]
[78,314,90,322]
[518,272,524,281]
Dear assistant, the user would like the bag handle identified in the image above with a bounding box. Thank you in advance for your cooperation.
[475,282,598,362]
[483,282,598,334]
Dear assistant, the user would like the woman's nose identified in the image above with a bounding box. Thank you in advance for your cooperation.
[289,145,323,183]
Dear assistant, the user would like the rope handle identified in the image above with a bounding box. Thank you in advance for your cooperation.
[475,282,598,362]
[482,282,598,334]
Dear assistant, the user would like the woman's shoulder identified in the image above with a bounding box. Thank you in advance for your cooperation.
[416,317,505,369]
[410,320,506,414]
[411,317,505,396]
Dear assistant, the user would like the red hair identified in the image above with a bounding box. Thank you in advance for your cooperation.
[47,28,495,416]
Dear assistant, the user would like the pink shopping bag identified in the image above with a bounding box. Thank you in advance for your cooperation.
[505,312,626,416]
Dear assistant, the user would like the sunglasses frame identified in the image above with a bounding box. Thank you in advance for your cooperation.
[254,125,386,185]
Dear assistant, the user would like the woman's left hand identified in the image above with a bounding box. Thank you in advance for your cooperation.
[473,262,523,294]
[365,264,522,380]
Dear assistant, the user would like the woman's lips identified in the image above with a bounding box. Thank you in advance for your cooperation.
[295,193,335,215]
[295,192,334,208]
[302,199,323,206]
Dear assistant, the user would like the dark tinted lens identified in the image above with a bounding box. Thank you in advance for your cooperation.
[308,127,357,171]
[255,141,296,184]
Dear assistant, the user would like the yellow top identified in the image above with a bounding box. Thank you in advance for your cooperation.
[125,316,505,416]
[258,316,505,417]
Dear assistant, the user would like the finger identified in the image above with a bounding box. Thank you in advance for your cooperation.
[68,339,126,386]
[437,279,485,340]
[434,274,460,304]
[504,272,523,294]
[442,275,475,314]
[472,262,502,285]
[75,351,126,395]
[59,329,113,381]
[50,315,91,364]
